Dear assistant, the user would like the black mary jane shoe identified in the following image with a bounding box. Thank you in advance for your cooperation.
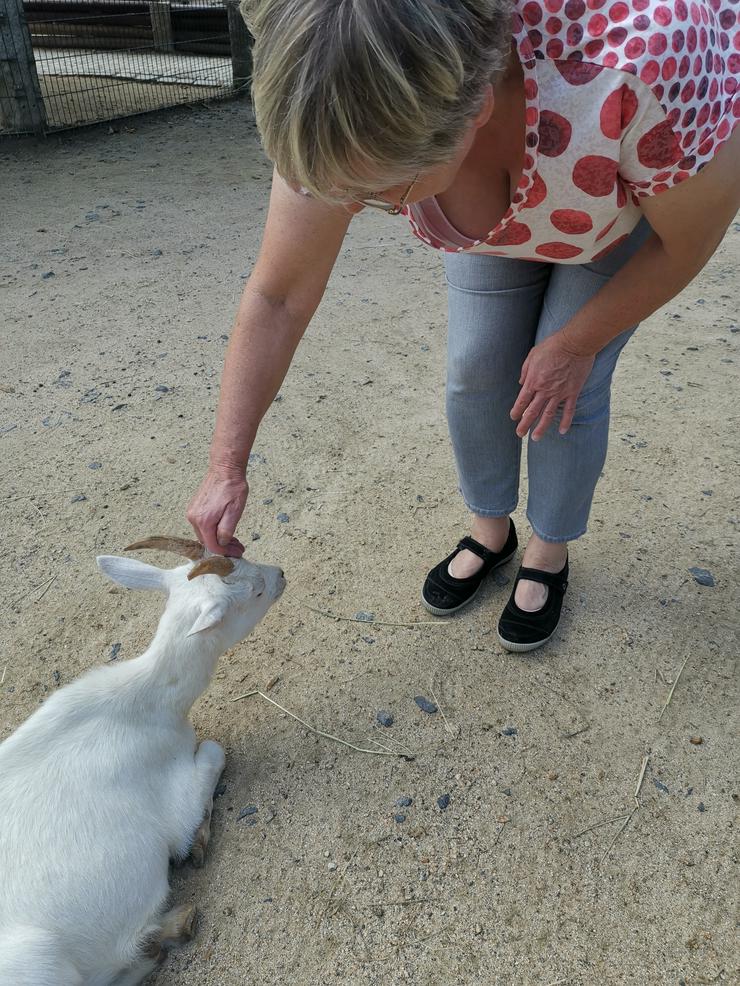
[497,557,569,653]
[421,521,518,616]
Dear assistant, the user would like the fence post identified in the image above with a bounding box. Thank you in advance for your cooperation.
[0,0,47,135]
[149,1,174,53]
[226,0,251,93]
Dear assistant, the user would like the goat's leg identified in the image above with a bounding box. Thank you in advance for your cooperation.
[176,739,225,866]
[122,904,197,985]
[158,902,198,946]
[112,958,161,986]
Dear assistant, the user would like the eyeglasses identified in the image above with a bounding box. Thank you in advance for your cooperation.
[356,175,418,214]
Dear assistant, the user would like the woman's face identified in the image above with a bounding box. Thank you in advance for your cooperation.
[344,84,495,215]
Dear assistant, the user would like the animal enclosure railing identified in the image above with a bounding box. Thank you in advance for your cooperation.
[0,0,251,135]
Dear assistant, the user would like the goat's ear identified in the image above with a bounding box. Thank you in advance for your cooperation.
[96,555,169,593]
[186,600,228,637]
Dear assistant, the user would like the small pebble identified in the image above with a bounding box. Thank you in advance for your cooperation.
[52,670,61,685]
[251,532,261,541]
[396,796,413,808]
[42,271,55,279]
[108,642,121,661]
[501,788,512,796]
[150,248,163,257]
[653,779,669,794]
[501,726,518,736]
[414,696,438,714]
[394,813,406,824]
[328,861,337,871]
[689,736,703,745]
[547,771,559,781]
[437,793,450,811]
[355,611,375,622]
[70,494,87,503]
[688,566,715,587]
[88,462,102,470]
[277,513,290,523]
[155,385,169,393]
[237,805,258,820]
[376,710,394,727]
[697,802,706,813]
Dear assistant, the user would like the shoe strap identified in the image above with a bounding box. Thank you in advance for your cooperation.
[516,564,568,593]
[457,535,499,563]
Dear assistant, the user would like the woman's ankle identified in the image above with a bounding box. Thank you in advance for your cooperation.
[521,533,568,571]
[470,514,510,553]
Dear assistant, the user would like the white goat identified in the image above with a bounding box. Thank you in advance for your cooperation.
[0,536,285,986]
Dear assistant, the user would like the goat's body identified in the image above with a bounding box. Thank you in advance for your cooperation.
[0,549,283,986]
[0,660,215,984]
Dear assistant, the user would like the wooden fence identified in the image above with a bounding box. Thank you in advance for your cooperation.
[0,0,251,134]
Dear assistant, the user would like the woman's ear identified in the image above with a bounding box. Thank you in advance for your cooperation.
[474,84,495,130]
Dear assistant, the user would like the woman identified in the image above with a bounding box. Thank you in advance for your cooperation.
[187,0,739,652]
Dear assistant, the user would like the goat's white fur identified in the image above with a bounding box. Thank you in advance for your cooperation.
[0,552,285,986]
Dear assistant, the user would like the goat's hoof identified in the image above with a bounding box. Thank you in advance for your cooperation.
[190,807,212,867]
[160,903,198,947]
[190,842,206,868]
[178,904,198,942]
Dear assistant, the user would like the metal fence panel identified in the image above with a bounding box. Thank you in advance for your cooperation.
[0,0,251,134]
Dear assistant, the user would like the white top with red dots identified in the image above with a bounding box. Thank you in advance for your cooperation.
[406,0,739,263]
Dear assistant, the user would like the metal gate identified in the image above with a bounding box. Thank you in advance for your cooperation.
[0,0,251,135]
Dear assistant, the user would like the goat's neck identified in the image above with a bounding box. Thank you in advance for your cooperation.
[134,606,224,718]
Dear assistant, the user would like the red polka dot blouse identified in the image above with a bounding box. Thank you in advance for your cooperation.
[406,0,739,263]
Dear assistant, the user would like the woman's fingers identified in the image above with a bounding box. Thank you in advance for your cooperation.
[530,396,561,442]
[216,497,248,556]
[187,470,248,556]
[514,392,548,438]
[559,397,578,435]
[510,387,535,423]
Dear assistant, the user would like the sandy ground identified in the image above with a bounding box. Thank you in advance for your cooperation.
[1,101,738,986]
[33,73,228,130]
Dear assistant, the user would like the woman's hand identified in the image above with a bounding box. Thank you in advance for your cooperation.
[510,331,595,441]
[187,466,248,556]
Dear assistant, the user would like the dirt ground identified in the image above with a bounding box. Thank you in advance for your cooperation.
[37,75,227,130]
[1,100,738,986]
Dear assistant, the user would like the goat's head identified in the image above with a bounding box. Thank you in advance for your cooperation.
[96,537,286,648]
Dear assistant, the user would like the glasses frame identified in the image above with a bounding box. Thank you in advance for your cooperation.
[357,175,418,214]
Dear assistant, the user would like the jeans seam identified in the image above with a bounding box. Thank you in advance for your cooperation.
[462,499,519,518]
[526,513,587,543]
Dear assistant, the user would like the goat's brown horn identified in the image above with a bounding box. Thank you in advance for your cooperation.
[125,536,205,560]
[187,556,235,580]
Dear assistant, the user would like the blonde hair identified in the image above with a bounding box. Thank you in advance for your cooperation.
[241,0,512,203]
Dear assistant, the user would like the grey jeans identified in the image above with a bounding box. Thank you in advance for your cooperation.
[444,219,653,543]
